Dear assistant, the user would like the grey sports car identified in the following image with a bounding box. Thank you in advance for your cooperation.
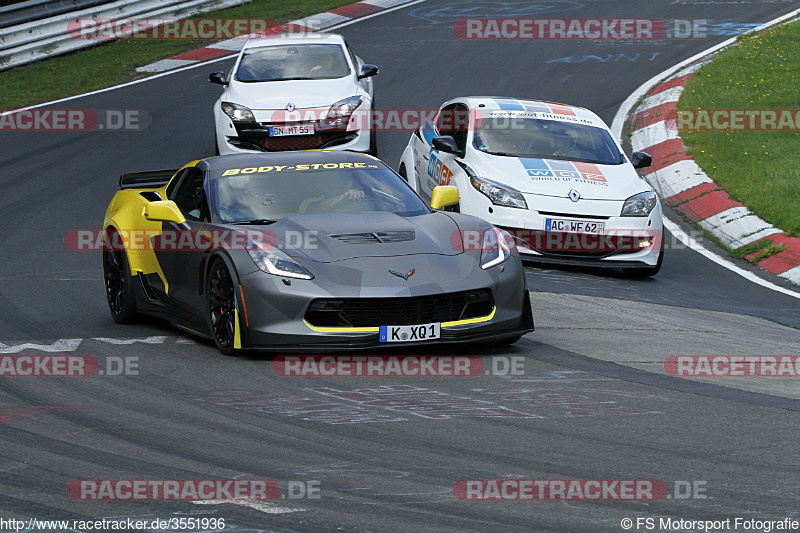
[102,151,533,354]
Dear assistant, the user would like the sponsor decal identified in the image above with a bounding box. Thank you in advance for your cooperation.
[221,162,378,176]
[520,158,608,184]
[427,153,454,185]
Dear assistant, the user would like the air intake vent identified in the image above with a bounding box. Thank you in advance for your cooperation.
[330,231,415,244]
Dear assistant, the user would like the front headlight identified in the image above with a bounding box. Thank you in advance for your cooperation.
[245,242,314,280]
[327,96,363,120]
[470,176,528,209]
[621,191,657,217]
[480,228,514,269]
[221,102,256,123]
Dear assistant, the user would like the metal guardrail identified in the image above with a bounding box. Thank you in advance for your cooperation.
[0,0,252,70]
[0,0,114,28]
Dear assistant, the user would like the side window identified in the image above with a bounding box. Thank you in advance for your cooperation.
[436,104,469,152]
[165,168,189,199]
[170,168,207,222]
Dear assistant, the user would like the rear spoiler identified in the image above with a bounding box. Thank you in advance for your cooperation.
[119,169,179,189]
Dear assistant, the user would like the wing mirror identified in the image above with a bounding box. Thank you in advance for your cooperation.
[631,151,653,169]
[144,200,186,225]
[357,64,379,79]
[431,185,460,210]
[431,135,460,155]
[209,72,229,85]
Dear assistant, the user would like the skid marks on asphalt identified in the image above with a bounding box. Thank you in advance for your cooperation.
[0,335,193,354]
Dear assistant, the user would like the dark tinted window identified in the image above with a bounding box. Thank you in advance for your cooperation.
[170,168,208,222]
[210,161,429,222]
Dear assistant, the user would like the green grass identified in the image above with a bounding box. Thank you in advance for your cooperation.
[730,238,773,259]
[0,0,352,109]
[677,18,800,238]
[729,238,788,264]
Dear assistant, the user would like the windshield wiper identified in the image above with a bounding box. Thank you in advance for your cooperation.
[228,219,278,225]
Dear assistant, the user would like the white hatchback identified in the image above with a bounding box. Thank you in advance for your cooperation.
[399,96,664,276]
[210,33,378,155]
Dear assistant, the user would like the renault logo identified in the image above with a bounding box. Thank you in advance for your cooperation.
[286,102,296,112]
[568,189,581,202]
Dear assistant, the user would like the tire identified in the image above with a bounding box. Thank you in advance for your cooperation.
[622,238,664,277]
[102,229,139,324]
[206,258,241,356]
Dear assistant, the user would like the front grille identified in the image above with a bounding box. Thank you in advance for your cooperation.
[305,289,494,328]
[498,226,647,258]
[233,122,356,151]
[330,231,415,244]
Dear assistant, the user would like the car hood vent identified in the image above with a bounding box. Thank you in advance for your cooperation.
[330,231,415,244]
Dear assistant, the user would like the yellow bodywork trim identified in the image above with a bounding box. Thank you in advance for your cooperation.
[234,309,242,349]
[175,324,206,336]
[304,320,379,333]
[302,307,496,333]
[441,307,495,327]
[103,164,197,294]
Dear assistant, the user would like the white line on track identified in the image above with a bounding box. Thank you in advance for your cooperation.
[192,499,305,514]
[611,7,800,300]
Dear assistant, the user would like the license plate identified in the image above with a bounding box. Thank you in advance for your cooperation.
[379,323,440,343]
[545,218,605,234]
[269,124,314,137]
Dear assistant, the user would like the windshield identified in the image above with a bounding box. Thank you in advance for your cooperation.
[235,44,351,82]
[211,162,430,223]
[473,117,623,165]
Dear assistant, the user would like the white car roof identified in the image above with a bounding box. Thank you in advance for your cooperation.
[240,32,346,52]
[455,96,607,128]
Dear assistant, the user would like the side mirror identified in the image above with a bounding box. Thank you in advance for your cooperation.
[631,151,652,169]
[431,185,460,210]
[209,72,229,85]
[144,200,186,225]
[431,135,460,155]
[357,64,379,79]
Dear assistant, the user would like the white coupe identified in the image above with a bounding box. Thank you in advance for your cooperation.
[210,33,378,156]
[399,97,664,276]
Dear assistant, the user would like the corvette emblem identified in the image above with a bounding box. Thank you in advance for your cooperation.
[286,102,296,112]
[389,268,415,281]
[568,189,581,202]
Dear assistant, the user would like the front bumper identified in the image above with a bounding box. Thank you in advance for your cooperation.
[234,253,533,352]
[215,105,371,154]
[464,189,663,267]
